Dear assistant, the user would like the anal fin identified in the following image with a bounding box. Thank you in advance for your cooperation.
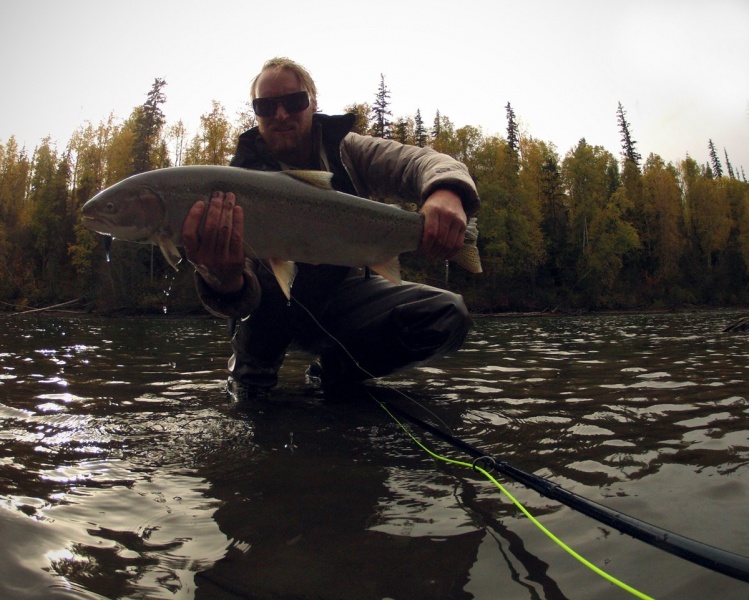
[370,257,402,285]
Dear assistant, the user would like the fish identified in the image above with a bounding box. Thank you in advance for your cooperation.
[80,165,482,298]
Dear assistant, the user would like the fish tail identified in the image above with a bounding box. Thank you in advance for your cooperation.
[452,217,482,273]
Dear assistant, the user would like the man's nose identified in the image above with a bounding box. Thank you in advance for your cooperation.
[274,103,289,120]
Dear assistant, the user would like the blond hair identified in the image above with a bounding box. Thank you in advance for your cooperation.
[251,57,318,107]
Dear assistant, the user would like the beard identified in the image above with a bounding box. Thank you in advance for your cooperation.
[259,120,314,167]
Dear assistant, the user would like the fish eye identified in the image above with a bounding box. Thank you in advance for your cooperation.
[104,202,117,214]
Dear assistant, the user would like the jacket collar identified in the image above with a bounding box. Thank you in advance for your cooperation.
[231,113,356,170]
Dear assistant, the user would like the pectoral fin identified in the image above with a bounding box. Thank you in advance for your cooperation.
[157,236,182,271]
[269,258,298,300]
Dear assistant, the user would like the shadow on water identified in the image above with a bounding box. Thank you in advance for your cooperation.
[1,311,748,599]
[196,397,482,599]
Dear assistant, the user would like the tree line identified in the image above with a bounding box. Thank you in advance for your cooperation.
[1,77,748,315]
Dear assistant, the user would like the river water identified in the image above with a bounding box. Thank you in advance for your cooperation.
[0,310,748,599]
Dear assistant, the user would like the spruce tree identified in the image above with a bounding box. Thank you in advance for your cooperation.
[432,110,442,140]
[505,102,519,155]
[708,139,723,178]
[724,148,735,179]
[370,74,392,138]
[616,102,641,167]
[414,109,428,147]
[133,78,167,174]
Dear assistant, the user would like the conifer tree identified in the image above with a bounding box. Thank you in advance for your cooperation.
[370,74,392,138]
[708,139,723,178]
[724,148,735,179]
[505,102,519,155]
[132,78,167,174]
[432,110,442,140]
[505,102,521,181]
[414,109,428,147]
[616,102,641,167]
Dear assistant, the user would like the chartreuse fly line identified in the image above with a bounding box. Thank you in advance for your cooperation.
[274,287,655,596]
[377,401,655,600]
[252,281,749,588]
[286,291,652,595]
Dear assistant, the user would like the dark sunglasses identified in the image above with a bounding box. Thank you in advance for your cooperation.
[252,91,310,118]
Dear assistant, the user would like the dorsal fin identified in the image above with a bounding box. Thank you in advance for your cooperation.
[282,170,334,190]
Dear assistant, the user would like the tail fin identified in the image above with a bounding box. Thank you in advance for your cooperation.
[451,217,483,273]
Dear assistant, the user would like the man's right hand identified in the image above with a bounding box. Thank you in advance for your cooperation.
[182,191,246,294]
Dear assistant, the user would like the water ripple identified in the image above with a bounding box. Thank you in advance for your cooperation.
[1,312,748,599]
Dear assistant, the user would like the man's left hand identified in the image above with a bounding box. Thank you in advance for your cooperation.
[418,188,467,261]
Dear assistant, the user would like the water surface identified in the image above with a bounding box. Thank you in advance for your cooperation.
[1,311,748,599]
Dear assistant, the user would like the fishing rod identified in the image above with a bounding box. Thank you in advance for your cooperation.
[245,269,749,585]
[381,400,749,585]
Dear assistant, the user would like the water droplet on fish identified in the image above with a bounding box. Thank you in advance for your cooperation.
[162,272,176,315]
[103,235,113,262]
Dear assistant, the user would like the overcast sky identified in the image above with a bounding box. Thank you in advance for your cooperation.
[2,0,748,174]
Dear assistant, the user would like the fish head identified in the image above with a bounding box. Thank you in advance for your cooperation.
[81,183,165,243]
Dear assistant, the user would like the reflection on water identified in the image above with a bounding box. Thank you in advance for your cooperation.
[0,311,748,599]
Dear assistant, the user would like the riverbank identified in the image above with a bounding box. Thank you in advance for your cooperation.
[4,300,749,333]
[4,297,749,318]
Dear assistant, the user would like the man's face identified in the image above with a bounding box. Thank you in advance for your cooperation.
[255,68,316,166]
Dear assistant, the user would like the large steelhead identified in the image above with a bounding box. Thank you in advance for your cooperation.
[81,165,482,297]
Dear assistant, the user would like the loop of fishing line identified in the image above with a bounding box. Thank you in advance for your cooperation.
[471,455,496,473]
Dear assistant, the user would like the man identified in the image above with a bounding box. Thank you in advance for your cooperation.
[182,57,480,401]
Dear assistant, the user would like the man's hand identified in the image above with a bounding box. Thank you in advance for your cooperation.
[182,191,245,294]
[418,188,467,261]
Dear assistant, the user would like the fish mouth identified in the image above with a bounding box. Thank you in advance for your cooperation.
[81,214,115,235]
